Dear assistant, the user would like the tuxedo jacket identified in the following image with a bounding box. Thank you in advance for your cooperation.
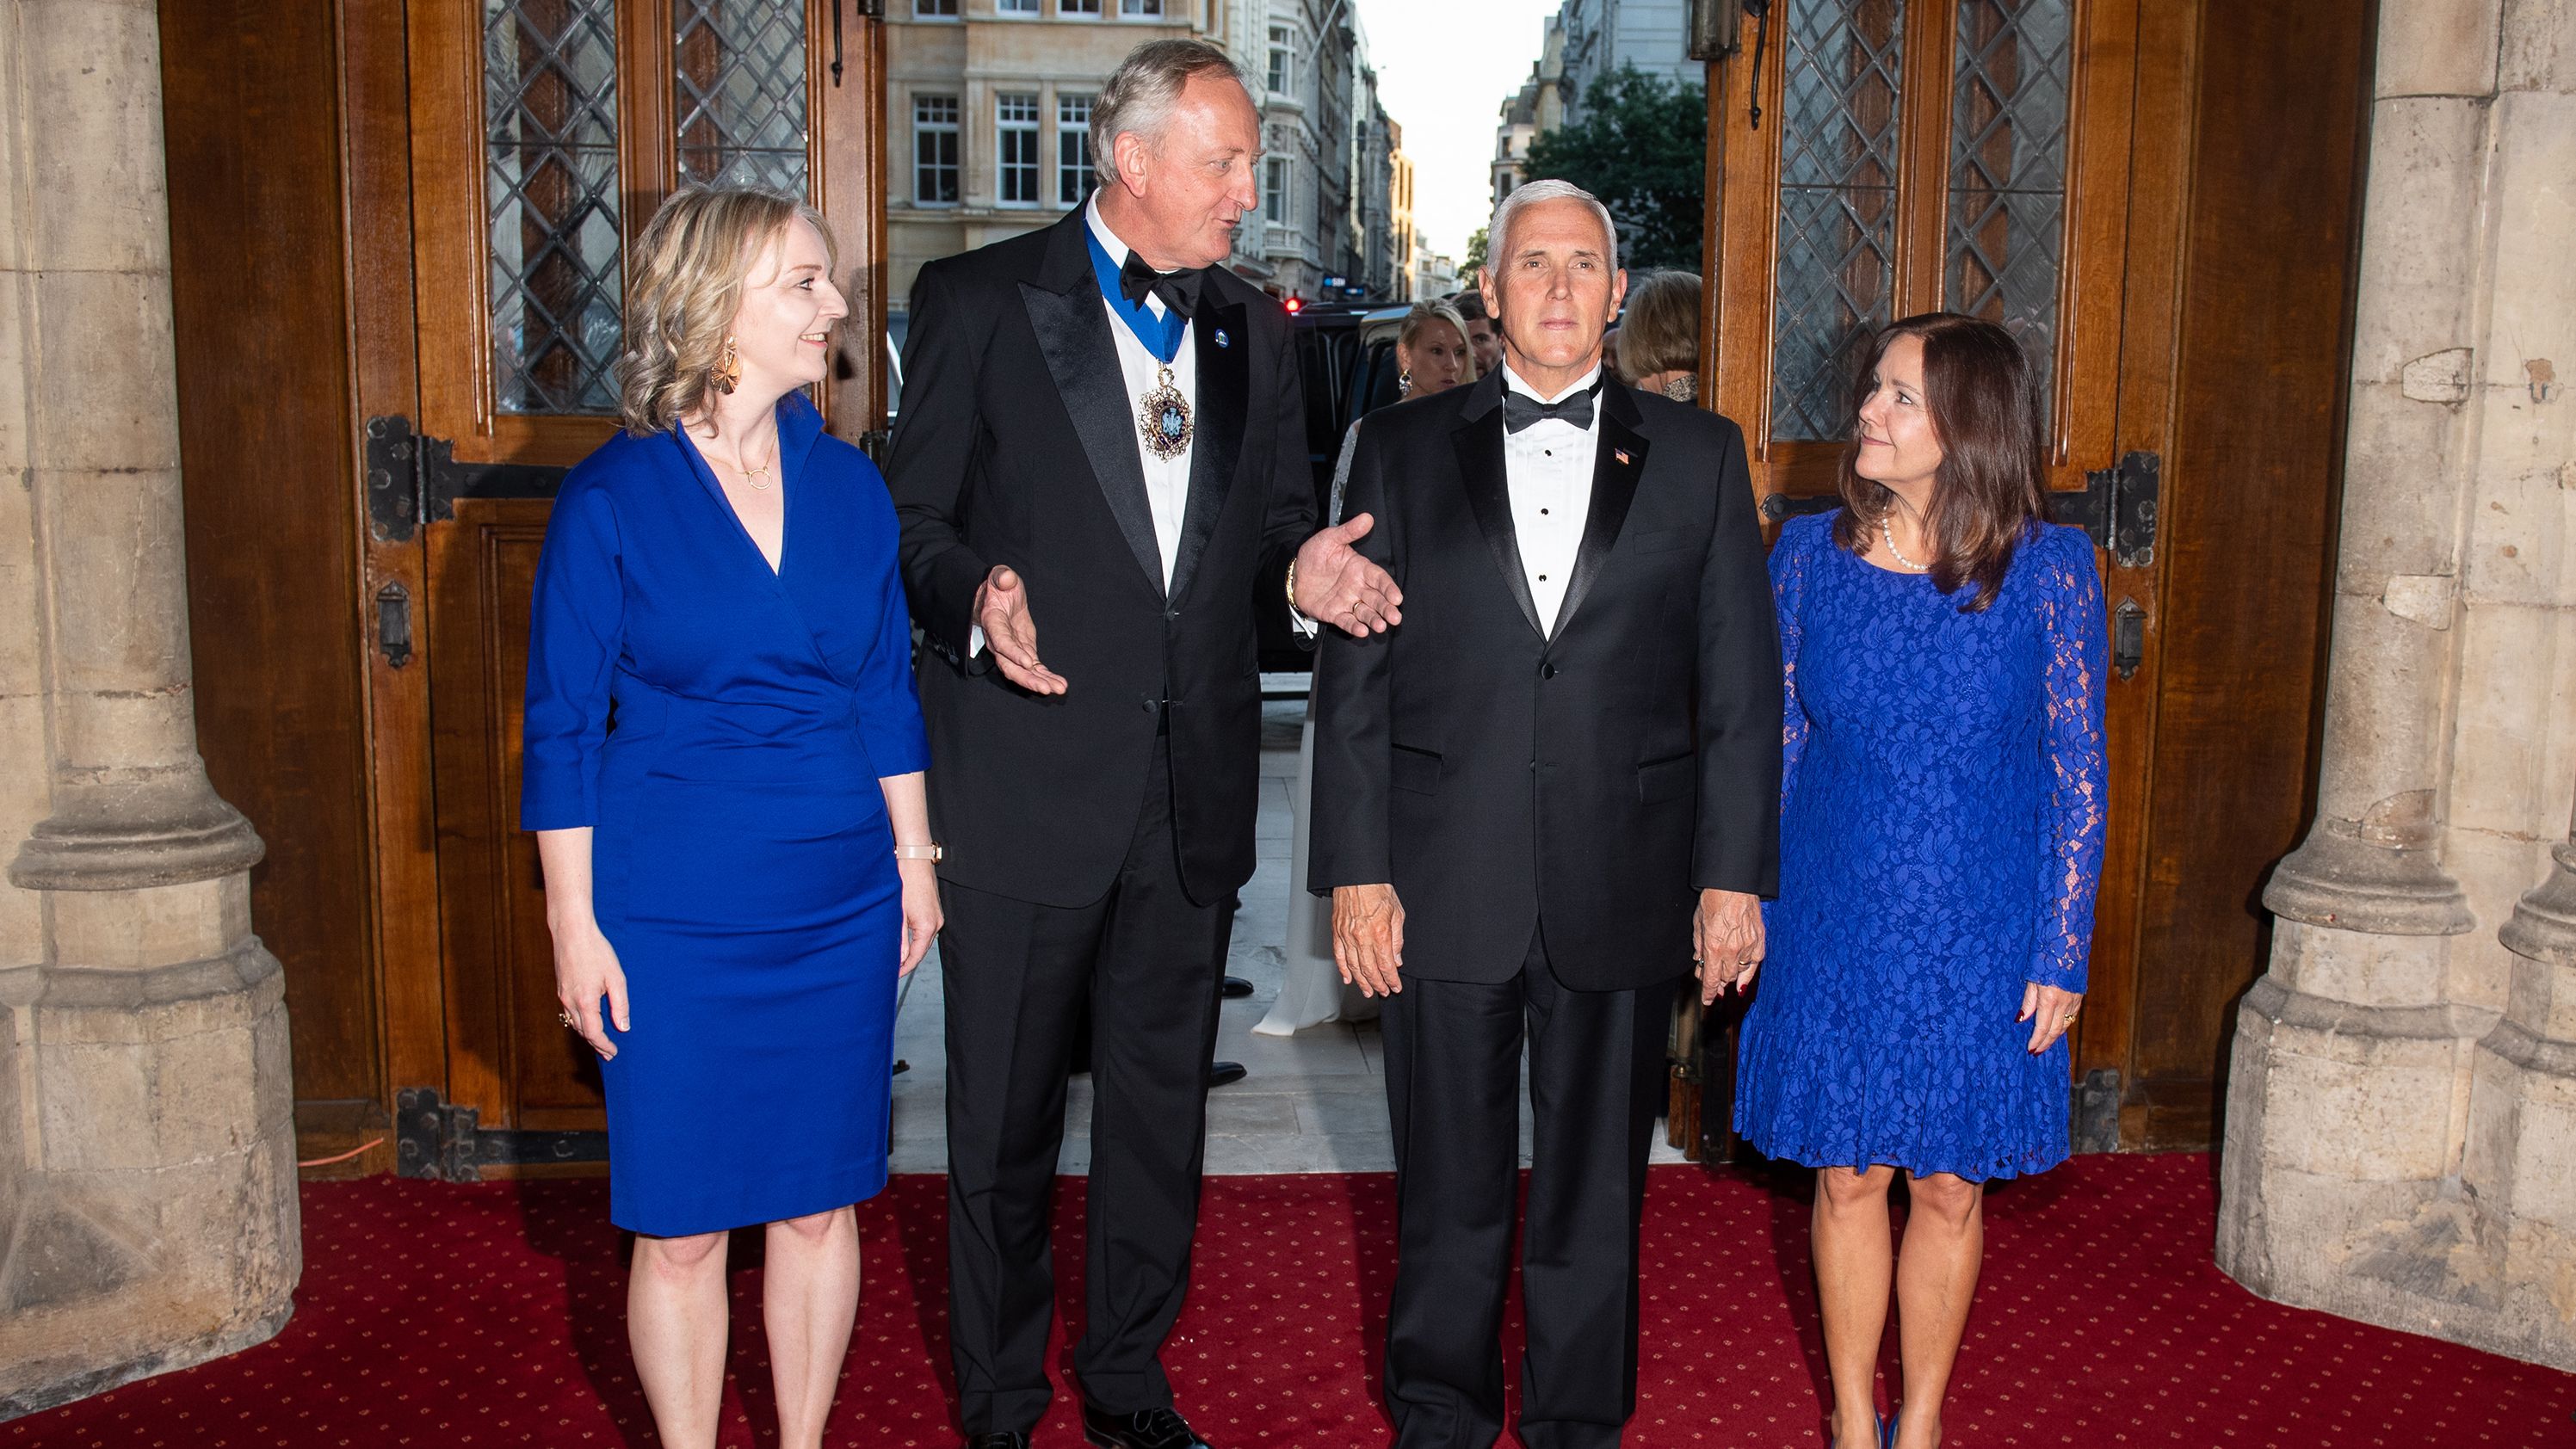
[1307,371,1782,991]
[886,209,1312,909]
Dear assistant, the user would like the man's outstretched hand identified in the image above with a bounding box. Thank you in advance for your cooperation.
[1294,514,1405,637]
[975,565,1068,695]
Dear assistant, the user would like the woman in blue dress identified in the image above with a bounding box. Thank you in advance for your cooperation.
[1732,313,2107,1449]
[522,188,938,1449]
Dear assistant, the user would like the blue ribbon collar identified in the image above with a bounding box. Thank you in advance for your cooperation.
[1084,223,1188,365]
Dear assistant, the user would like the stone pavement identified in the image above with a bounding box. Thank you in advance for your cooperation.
[888,700,1691,1175]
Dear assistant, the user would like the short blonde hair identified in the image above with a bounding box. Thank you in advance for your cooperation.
[618,186,834,435]
[1615,269,1702,380]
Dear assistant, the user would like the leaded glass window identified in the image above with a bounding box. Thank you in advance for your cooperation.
[484,0,623,416]
[674,0,809,194]
[1946,0,2073,415]
[1769,0,1904,442]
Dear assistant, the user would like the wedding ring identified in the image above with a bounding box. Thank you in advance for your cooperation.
[559,1010,577,1029]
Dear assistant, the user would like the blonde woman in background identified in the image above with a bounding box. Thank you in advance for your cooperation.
[1617,268,1703,402]
[1257,299,1474,1038]
[523,186,938,1449]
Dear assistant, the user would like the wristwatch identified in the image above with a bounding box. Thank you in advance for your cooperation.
[893,844,944,862]
[1285,559,1304,620]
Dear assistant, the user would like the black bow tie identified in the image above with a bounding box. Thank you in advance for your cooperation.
[1502,382,1601,434]
[1118,252,1205,319]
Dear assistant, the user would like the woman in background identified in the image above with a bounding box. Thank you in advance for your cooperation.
[1617,268,1702,402]
[1257,299,1473,1038]
[1732,313,2107,1449]
[522,186,938,1449]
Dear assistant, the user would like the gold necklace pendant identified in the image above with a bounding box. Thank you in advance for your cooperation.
[1138,364,1193,461]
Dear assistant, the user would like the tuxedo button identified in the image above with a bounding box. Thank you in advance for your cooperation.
[1541,663,1559,680]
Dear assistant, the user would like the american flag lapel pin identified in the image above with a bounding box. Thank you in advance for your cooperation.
[1615,447,1632,466]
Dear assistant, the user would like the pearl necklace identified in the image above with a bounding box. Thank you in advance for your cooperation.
[1881,516,1930,572]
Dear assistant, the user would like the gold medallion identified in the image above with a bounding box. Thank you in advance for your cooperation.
[1138,364,1193,461]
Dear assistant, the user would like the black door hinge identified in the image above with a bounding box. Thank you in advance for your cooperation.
[2054,450,2159,569]
[395,1086,608,1181]
[363,415,572,542]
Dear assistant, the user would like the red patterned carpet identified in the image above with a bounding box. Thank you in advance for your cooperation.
[9,1156,2571,1447]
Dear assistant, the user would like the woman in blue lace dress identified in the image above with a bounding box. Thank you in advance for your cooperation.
[1732,314,2107,1449]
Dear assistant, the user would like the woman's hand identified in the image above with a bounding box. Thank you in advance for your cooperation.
[2020,982,2083,1053]
[551,915,629,1060]
[897,856,942,977]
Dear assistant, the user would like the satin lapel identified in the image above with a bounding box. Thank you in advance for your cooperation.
[1554,388,1649,638]
[1021,277,1164,594]
[1452,404,1544,640]
[1169,298,1247,604]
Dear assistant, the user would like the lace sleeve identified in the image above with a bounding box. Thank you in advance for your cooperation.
[1770,516,1815,811]
[2032,529,2109,992]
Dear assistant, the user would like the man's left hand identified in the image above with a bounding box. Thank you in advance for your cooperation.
[1694,889,1764,1005]
[1295,514,1405,637]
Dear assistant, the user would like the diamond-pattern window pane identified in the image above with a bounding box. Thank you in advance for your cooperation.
[675,0,810,194]
[1770,0,1905,442]
[1945,0,2072,419]
[485,0,624,416]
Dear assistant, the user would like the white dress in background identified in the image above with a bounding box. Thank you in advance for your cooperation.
[1255,420,1381,1037]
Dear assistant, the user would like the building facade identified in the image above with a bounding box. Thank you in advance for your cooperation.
[1552,0,1700,122]
[884,0,1210,342]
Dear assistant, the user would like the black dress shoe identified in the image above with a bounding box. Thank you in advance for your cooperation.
[1208,1060,1246,1088]
[1082,1403,1214,1449]
[964,1434,1031,1449]
[1220,974,1253,999]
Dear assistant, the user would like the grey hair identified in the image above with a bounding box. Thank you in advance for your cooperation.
[1484,179,1621,274]
[1092,39,1248,186]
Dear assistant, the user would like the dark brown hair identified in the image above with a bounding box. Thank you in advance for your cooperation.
[1831,311,2048,612]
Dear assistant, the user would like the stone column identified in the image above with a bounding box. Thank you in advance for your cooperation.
[2221,0,2576,1372]
[0,0,298,1416]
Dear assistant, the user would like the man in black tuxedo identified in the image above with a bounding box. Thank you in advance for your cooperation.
[885,39,1401,1449]
[1310,181,1782,1449]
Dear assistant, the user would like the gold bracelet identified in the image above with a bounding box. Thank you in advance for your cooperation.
[893,844,943,862]
[1285,559,1299,617]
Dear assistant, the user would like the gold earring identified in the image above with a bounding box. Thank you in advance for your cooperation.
[713,335,741,395]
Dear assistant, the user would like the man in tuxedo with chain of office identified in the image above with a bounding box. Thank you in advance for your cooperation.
[885,38,1403,1449]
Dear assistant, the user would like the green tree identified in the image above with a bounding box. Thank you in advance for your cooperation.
[1461,225,1489,280]
[1522,65,1704,271]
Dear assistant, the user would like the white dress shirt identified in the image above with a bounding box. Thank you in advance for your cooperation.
[1086,194,1195,589]
[1499,363,1602,635]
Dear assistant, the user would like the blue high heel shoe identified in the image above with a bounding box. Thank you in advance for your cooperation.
[1879,1412,1898,1449]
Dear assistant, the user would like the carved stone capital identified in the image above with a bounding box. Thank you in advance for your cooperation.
[2264,816,2475,935]
[2499,841,2576,967]
[8,774,265,893]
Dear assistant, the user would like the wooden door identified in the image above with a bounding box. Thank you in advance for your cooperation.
[382,0,886,1172]
[1684,0,2365,1156]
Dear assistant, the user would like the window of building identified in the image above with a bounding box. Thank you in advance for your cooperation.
[1266,24,1294,95]
[997,92,1041,207]
[1059,0,1101,11]
[914,95,960,204]
[1264,155,1290,226]
[1058,94,1095,205]
[913,0,958,16]
[997,0,1038,11]
[1118,0,1162,15]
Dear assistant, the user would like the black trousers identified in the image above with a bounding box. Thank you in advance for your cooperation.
[940,735,1234,1435]
[1381,934,1673,1449]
